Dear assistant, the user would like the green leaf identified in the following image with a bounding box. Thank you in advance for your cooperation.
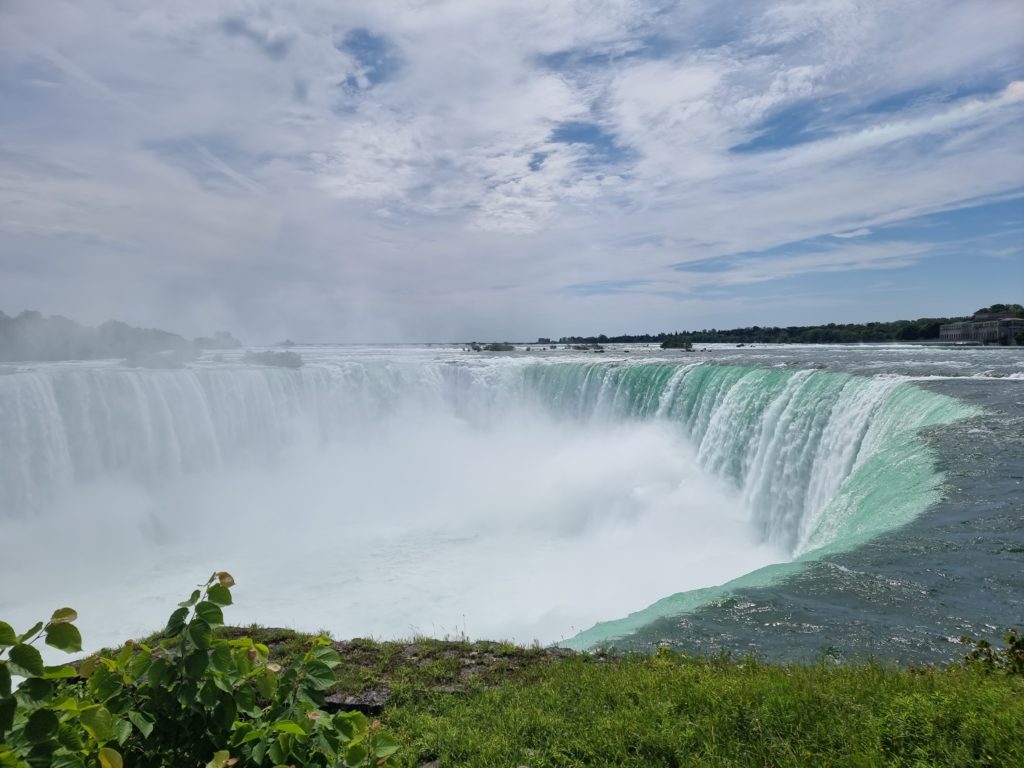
[98,747,123,768]
[17,622,44,643]
[15,678,52,706]
[198,681,219,709]
[58,721,85,750]
[343,710,369,731]
[273,721,307,736]
[212,672,233,694]
[237,727,264,745]
[373,734,400,758]
[78,656,98,679]
[309,646,341,669]
[48,608,77,625]
[87,665,122,701]
[44,623,82,653]
[127,711,154,739]
[344,744,368,767]
[179,590,201,608]
[80,705,114,743]
[8,644,44,677]
[0,663,9,697]
[41,664,77,680]
[256,669,277,700]
[0,695,15,735]
[0,621,16,648]
[267,737,287,765]
[51,695,80,712]
[188,619,213,650]
[205,751,232,768]
[52,754,87,768]
[214,696,236,732]
[147,657,168,687]
[165,607,189,636]
[184,650,209,679]
[301,660,336,691]
[25,709,59,744]
[209,646,232,674]
[176,680,197,707]
[114,718,132,746]
[206,584,233,606]
[234,684,256,716]
[195,602,224,627]
[128,650,152,679]
[114,644,133,670]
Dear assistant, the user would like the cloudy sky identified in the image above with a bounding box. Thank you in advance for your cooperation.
[1,1,1022,342]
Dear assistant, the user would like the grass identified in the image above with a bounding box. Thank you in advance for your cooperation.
[203,627,1023,767]
[387,655,1022,767]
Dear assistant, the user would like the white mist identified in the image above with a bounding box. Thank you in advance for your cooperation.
[0,401,783,652]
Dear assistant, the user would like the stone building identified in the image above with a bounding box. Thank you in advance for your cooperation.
[939,313,1024,344]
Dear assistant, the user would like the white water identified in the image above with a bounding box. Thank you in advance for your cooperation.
[0,347,972,651]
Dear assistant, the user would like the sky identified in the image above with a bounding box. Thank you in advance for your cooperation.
[0,0,1022,343]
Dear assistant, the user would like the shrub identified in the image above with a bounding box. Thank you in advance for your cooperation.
[961,628,1024,675]
[0,573,398,768]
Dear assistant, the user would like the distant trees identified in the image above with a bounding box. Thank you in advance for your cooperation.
[974,303,1024,317]
[651,306,1021,347]
[558,308,1024,348]
[195,330,243,350]
[0,309,242,362]
[653,316,962,347]
[661,337,693,350]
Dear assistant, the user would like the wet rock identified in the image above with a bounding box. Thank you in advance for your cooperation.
[324,685,390,716]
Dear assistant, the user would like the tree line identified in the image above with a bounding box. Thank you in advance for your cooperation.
[0,310,241,363]
[555,304,1022,348]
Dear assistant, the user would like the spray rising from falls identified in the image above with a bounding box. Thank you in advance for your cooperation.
[521,362,972,558]
[0,357,974,648]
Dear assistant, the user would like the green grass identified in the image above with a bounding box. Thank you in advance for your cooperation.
[139,626,1024,767]
[386,655,1023,767]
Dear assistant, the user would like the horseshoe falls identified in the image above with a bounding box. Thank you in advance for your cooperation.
[1,345,1021,662]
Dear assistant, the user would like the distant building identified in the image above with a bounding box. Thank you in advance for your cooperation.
[939,313,1024,344]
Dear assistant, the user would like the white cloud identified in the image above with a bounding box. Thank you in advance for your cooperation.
[0,0,1021,340]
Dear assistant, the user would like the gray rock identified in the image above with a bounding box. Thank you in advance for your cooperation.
[323,685,390,716]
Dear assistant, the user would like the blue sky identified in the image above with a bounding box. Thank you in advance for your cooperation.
[0,1,1021,342]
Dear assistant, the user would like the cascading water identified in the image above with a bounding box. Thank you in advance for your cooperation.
[521,362,972,556]
[0,351,976,652]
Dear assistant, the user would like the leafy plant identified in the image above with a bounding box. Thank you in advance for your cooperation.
[960,627,1024,676]
[0,573,399,768]
[1,606,87,768]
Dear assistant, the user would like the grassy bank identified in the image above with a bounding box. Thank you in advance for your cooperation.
[230,627,1024,767]
[7,600,1020,767]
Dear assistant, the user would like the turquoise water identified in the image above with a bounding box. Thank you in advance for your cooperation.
[513,362,978,649]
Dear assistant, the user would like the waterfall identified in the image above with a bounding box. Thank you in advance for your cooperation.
[1,361,971,559]
[520,362,972,556]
